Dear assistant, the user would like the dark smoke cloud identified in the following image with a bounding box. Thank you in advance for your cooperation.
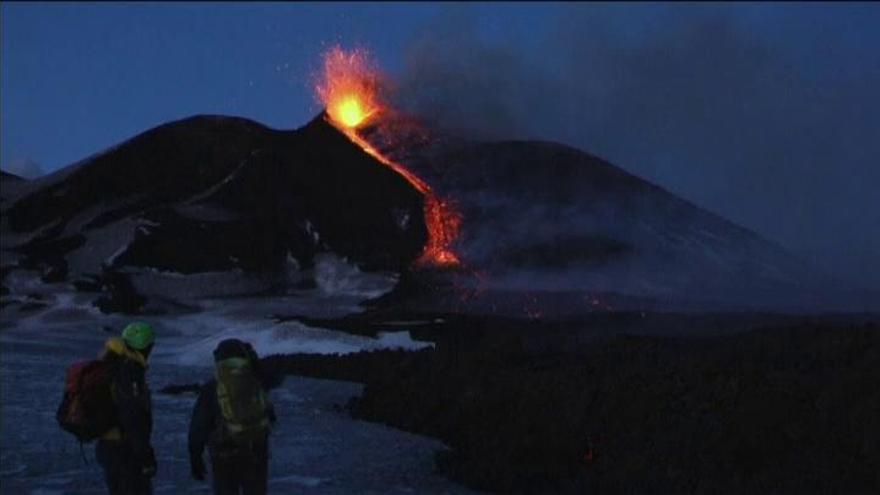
[393,4,880,291]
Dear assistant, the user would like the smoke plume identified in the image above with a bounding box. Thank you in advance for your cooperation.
[392,4,880,291]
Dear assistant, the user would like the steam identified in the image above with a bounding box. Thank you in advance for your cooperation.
[1,158,44,179]
[392,5,880,290]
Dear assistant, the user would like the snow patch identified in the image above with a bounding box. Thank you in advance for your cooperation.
[270,474,326,487]
[163,318,430,368]
[65,217,142,273]
[376,331,434,350]
[314,253,397,299]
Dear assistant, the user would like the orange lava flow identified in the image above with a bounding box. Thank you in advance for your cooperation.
[315,46,460,266]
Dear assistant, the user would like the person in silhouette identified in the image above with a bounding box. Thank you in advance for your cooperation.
[96,322,157,495]
[189,339,276,495]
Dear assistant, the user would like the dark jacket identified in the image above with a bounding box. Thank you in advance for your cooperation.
[188,370,276,463]
[100,338,153,461]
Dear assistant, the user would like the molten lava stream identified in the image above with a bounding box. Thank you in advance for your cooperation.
[331,118,461,267]
[316,46,460,267]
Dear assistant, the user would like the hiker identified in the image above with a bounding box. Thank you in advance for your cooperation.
[189,339,276,495]
[96,322,157,495]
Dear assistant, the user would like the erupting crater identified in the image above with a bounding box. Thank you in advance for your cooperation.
[315,46,461,267]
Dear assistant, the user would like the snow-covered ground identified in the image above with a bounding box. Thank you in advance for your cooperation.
[0,289,474,494]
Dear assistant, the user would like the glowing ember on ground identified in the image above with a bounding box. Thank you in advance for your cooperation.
[315,46,460,266]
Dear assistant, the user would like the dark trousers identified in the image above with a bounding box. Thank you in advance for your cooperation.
[210,447,268,495]
[95,440,153,495]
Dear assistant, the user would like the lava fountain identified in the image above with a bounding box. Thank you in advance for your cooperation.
[315,46,460,266]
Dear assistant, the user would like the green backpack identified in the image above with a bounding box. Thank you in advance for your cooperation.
[215,357,271,445]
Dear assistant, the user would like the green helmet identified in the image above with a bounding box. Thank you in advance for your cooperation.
[121,322,155,350]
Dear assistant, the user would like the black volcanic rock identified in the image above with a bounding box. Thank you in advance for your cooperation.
[1,114,428,279]
[1,170,24,182]
[263,319,880,494]
[1,170,26,203]
[93,271,147,314]
[6,116,271,233]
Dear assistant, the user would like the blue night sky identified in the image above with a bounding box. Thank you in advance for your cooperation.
[1,3,878,290]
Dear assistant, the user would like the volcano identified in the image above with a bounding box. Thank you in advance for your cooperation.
[1,115,427,291]
[1,110,839,314]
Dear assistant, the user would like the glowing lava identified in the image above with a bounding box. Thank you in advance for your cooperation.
[335,97,371,128]
[315,46,460,266]
[316,47,380,129]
